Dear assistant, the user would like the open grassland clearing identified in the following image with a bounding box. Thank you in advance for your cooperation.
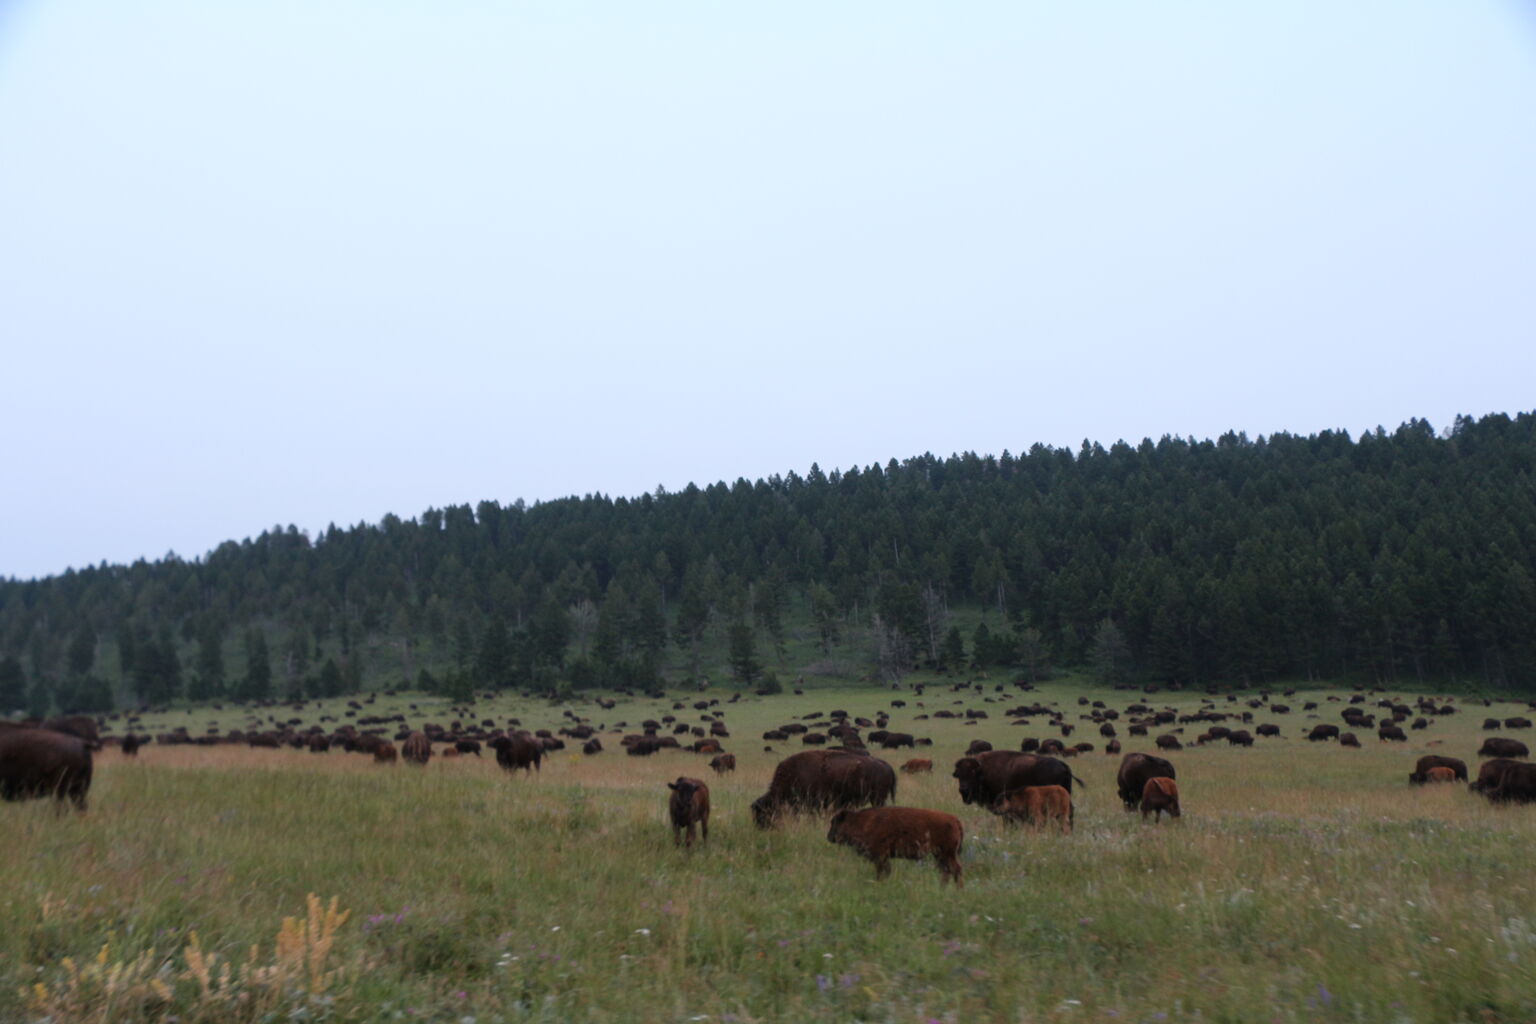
[5,682,1536,1023]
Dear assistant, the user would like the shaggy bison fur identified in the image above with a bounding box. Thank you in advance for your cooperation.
[827,806,964,885]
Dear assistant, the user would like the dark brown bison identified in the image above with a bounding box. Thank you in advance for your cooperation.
[1478,738,1530,759]
[455,740,482,757]
[1155,734,1183,751]
[709,753,736,773]
[751,750,897,828]
[879,732,916,749]
[1478,761,1536,803]
[0,727,93,810]
[401,732,431,765]
[1141,777,1180,822]
[901,758,933,774]
[582,738,603,755]
[667,777,711,847]
[41,716,102,749]
[307,734,330,754]
[1308,724,1340,742]
[991,785,1072,833]
[1339,732,1361,748]
[1377,724,1407,743]
[373,742,398,764]
[1408,755,1468,785]
[965,739,994,756]
[1117,752,1177,811]
[490,733,543,774]
[1471,758,1522,794]
[827,807,964,885]
[1105,739,1122,755]
[953,750,1082,810]
[1226,730,1254,747]
[120,734,144,757]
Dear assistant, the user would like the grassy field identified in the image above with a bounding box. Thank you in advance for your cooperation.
[4,680,1535,1023]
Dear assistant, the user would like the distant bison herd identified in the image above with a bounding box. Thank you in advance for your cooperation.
[3,686,1535,883]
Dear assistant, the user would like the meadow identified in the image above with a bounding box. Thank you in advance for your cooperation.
[4,680,1535,1024]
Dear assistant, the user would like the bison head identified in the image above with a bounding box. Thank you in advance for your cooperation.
[750,795,776,829]
[825,809,852,844]
[952,757,982,805]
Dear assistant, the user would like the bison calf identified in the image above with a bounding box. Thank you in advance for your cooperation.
[992,784,1073,834]
[667,777,711,847]
[901,758,933,774]
[373,742,398,764]
[827,806,964,885]
[708,753,736,774]
[1141,777,1181,822]
[1423,766,1457,784]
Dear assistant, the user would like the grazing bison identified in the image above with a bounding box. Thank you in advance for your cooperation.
[901,758,933,774]
[373,742,398,764]
[401,732,432,765]
[582,738,603,755]
[1408,755,1468,785]
[1478,738,1530,759]
[1308,724,1340,741]
[992,785,1072,833]
[709,753,736,774]
[1339,732,1361,748]
[1105,739,1122,755]
[455,740,482,757]
[0,727,93,810]
[1117,752,1177,811]
[1471,758,1522,795]
[953,750,1082,810]
[965,739,993,756]
[1479,761,1536,803]
[1256,724,1281,738]
[826,807,964,885]
[1155,734,1183,752]
[491,733,544,774]
[667,777,711,847]
[1377,724,1408,743]
[1226,730,1254,747]
[120,734,144,757]
[307,734,330,754]
[1423,766,1457,784]
[1141,777,1180,822]
[750,750,897,828]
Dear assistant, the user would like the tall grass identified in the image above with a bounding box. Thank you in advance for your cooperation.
[4,682,1535,1022]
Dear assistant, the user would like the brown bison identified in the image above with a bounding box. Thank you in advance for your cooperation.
[751,750,897,828]
[490,733,543,774]
[1339,732,1361,748]
[120,734,144,757]
[1423,766,1457,784]
[965,739,994,756]
[1155,734,1183,751]
[582,738,603,755]
[1477,760,1536,803]
[373,742,398,764]
[0,726,93,810]
[1477,738,1530,759]
[991,785,1072,833]
[901,758,933,774]
[1408,755,1468,785]
[708,753,736,774]
[827,807,964,885]
[953,751,1082,810]
[1471,758,1522,794]
[401,732,431,765]
[1116,752,1177,811]
[667,777,711,847]
[1141,777,1180,822]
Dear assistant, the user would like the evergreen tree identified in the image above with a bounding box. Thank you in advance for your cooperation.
[476,619,513,689]
[0,656,26,712]
[1090,619,1132,685]
[809,582,841,653]
[67,625,97,677]
[318,657,344,698]
[191,624,225,702]
[940,626,965,671]
[243,628,272,700]
[727,621,761,688]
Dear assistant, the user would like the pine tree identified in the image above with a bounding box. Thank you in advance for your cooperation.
[940,626,965,671]
[727,621,761,688]
[0,656,26,712]
[244,628,272,700]
[1090,619,1131,685]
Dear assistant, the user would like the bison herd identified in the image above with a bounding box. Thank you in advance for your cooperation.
[3,686,1534,886]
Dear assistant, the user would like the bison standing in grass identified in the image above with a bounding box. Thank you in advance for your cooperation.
[490,733,543,774]
[827,807,964,885]
[953,751,1081,811]
[401,732,431,765]
[0,723,94,811]
[667,777,711,847]
[708,754,736,774]
[751,750,896,828]
[1116,752,1176,812]
[1408,755,1467,785]
[373,742,398,764]
[992,785,1072,833]
[1141,777,1181,822]
[1478,738,1530,759]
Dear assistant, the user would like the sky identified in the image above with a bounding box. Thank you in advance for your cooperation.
[2,1,1535,580]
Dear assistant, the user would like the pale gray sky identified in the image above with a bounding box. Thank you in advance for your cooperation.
[3,1,1535,580]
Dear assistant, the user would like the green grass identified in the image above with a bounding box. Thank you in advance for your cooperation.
[5,681,1536,1022]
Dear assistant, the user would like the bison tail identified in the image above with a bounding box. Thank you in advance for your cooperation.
[1070,772,1086,790]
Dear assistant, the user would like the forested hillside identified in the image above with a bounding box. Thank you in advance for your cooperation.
[3,412,1534,714]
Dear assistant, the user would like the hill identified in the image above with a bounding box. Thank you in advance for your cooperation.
[2,411,1535,713]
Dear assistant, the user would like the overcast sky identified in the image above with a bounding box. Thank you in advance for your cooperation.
[2,1,1534,580]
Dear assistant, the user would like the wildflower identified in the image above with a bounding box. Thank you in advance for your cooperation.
[822,953,833,960]
[635,929,651,937]
[815,975,831,992]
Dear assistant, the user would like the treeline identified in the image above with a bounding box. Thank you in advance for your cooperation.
[2,411,1535,713]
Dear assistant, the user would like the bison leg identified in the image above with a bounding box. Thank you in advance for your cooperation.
[938,854,963,886]
[874,858,892,881]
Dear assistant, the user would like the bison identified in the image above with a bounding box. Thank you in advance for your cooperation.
[826,807,964,885]
[1155,734,1183,751]
[373,742,398,764]
[953,750,1082,810]
[708,753,736,774]
[900,758,933,774]
[401,732,432,765]
[1308,725,1340,742]
[1423,766,1457,784]
[490,733,543,774]
[1141,777,1180,822]
[1116,752,1177,811]
[751,750,897,828]
[991,785,1072,833]
[1471,758,1522,795]
[582,738,603,755]
[667,777,711,847]
[1408,755,1468,785]
[0,724,93,810]
[1477,738,1530,759]
[1479,761,1536,803]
